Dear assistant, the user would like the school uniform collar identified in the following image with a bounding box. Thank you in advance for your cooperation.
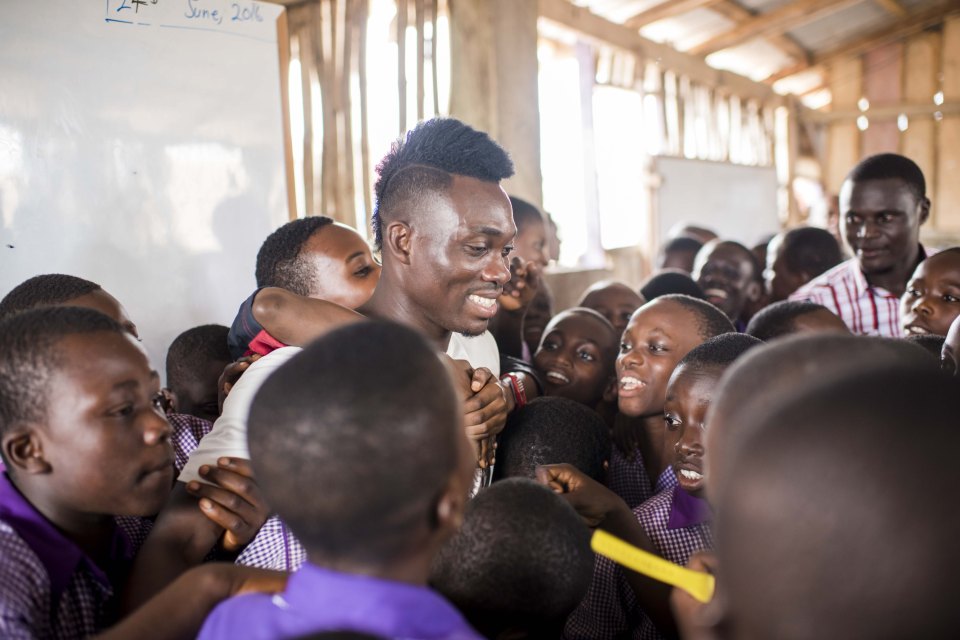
[850,244,927,298]
[0,472,133,605]
[666,485,711,530]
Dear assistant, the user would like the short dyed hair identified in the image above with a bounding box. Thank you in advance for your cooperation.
[509,195,545,232]
[676,333,762,371]
[430,478,593,638]
[745,300,833,341]
[847,152,926,200]
[778,227,842,278]
[0,274,101,319]
[640,270,706,301]
[165,324,231,390]
[247,320,461,564]
[254,216,335,295]
[0,307,124,445]
[657,294,735,339]
[493,396,610,483]
[372,118,514,250]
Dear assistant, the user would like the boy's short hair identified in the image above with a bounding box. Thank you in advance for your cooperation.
[372,118,514,250]
[0,307,124,443]
[905,333,946,358]
[509,195,544,232]
[745,300,832,341]
[165,324,231,387]
[660,236,703,258]
[658,294,735,339]
[676,333,762,370]
[247,320,461,565]
[847,152,926,199]
[778,227,842,277]
[0,274,101,319]
[430,478,593,639]
[493,397,610,483]
[254,216,335,295]
[717,365,958,638]
[640,270,706,301]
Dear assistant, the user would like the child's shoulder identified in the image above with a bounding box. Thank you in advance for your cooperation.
[0,519,54,636]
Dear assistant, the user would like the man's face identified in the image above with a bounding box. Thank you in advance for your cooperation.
[694,241,759,321]
[405,175,515,337]
[840,177,927,277]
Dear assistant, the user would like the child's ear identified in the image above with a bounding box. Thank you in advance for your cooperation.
[434,480,467,535]
[602,376,618,403]
[161,387,179,415]
[745,280,762,302]
[3,429,51,474]
[385,222,413,266]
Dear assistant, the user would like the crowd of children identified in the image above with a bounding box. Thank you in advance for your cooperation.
[1,117,958,639]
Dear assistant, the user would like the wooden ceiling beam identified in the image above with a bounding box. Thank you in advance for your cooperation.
[762,1,960,84]
[873,0,908,18]
[688,0,861,56]
[709,0,810,64]
[623,0,724,28]
[539,0,783,104]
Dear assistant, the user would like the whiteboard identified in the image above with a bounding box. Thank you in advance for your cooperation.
[654,156,780,247]
[0,0,289,380]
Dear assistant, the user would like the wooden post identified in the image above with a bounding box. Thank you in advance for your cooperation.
[825,56,862,194]
[937,16,960,231]
[902,30,940,228]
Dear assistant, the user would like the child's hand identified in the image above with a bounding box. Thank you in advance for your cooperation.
[535,463,628,528]
[670,551,722,640]
[464,367,508,468]
[498,257,541,313]
[217,355,261,413]
[185,457,270,553]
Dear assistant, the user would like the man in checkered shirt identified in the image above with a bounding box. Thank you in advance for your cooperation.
[790,153,930,337]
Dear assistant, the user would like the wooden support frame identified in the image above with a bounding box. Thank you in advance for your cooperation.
[624,0,723,28]
[689,0,860,56]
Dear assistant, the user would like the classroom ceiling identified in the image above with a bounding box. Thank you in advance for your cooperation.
[572,0,958,102]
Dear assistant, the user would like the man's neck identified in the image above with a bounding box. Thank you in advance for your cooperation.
[361,283,451,351]
[861,245,921,298]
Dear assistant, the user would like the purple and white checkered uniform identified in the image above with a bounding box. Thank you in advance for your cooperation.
[564,469,679,639]
[0,473,136,639]
[167,412,214,473]
[607,447,654,510]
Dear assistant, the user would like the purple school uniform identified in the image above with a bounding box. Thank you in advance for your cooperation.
[564,468,679,639]
[607,446,654,510]
[0,473,138,639]
[198,562,483,640]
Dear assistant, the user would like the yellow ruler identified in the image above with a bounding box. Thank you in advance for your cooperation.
[591,529,715,603]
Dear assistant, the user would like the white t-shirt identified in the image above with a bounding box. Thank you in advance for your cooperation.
[178,331,501,485]
[178,347,302,484]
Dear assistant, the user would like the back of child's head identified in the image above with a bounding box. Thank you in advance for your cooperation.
[509,195,545,232]
[0,306,124,460]
[745,300,848,341]
[675,333,763,372]
[657,294,735,339]
[0,273,101,318]
[165,324,231,421]
[640,269,706,301]
[657,236,704,272]
[715,365,958,639]
[905,333,946,358]
[430,478,593,639]
[778,227,842,278]
[706,334,934,501]
[493,396,609,483]
[247,320,466,566]
[255,216,335,295]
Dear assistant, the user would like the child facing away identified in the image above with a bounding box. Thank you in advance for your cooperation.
[745,300,849,341]
[713,365,959,639]
[198,320,480,639]
[164,324,231,423]
[430,478,593,640]
[609,295,734,510]
[899,247,960,338]
[0,307,283,638]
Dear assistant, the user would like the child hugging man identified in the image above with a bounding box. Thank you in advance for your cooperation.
[198,320,479,640]
[0,307,283,638]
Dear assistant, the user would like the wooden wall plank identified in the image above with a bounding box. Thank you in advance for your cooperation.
[936,17,960,231]
[902,31,939,226]
[826,56,861,192]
